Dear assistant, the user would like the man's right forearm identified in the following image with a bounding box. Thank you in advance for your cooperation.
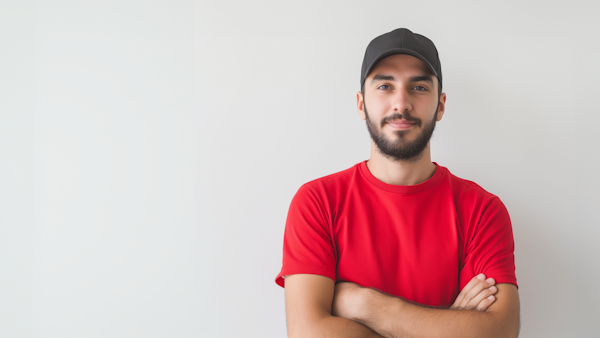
[316,315,384,338]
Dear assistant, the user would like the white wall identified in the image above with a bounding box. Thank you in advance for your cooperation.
[1,1,599,337]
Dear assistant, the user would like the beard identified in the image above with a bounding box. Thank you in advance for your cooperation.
[364,97,439,163]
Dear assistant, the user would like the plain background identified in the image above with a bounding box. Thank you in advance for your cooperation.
[1,1,599,337]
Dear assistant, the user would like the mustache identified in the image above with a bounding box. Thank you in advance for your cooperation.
[380,112,422,128]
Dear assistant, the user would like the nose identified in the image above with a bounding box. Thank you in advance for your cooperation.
[391,87,412,113]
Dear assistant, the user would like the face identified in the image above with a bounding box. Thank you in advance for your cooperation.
[357,54,446,162]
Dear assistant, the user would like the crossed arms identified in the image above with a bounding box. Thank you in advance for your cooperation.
[284,274,520,338]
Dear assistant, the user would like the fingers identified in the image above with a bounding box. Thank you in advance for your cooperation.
[462,276,495,308]
[451,273,497,310]
[476,295,496,311]
[454,274,486,307]
[469,285,497,311]
[450,274,481,309]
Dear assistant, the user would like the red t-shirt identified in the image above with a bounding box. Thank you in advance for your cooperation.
[275,161,517,307]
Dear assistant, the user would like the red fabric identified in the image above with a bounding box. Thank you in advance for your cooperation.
[275,161,517,307]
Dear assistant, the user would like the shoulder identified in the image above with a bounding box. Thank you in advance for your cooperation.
[299,162,361,195]
[441,166,506,214]
[289,162,361,213]
[441,169,515,259]
[286,163,361,225]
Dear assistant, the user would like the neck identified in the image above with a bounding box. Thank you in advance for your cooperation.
[366,141,437,186]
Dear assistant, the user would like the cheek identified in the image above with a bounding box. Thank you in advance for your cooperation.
[367,98,391,116]
[415,101,439,118]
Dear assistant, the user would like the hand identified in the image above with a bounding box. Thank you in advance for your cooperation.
[332,282,364,320]
[450,274,497,311]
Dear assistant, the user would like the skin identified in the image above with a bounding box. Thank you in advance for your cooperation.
[450,274,498,310]
[333,274,498,317]
[356,53,446,186]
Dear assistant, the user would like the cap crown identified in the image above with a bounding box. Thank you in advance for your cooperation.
[361,28,442,89]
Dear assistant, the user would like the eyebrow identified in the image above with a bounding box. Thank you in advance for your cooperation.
[408,75,434,85]
[371,74,434,85]
[371,74,395,82]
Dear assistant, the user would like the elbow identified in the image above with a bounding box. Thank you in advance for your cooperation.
[488,323,519,338]
[510,320,520,338]
[287,314,331,338]
[486,308,519,338]
[495,313,520,338]
[507,310,521,338]
[505,328,519,338]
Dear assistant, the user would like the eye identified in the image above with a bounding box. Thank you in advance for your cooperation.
[414,86,428,91]
[377,84,392,90]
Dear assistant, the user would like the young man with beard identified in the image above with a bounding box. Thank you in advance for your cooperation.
[275,28,520,338]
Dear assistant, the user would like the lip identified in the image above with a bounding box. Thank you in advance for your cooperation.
[387,120,415,129]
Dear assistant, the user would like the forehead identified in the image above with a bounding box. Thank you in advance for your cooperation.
[368,54,434,78]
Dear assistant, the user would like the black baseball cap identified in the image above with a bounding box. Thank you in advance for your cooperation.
[360,28,442,90]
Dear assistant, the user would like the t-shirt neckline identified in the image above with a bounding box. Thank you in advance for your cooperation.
[358,160,445,194]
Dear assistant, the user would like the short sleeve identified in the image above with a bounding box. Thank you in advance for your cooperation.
[459,197,518,290]
[275,184,337,288]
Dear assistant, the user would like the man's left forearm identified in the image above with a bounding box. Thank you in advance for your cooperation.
[352,287,519,338]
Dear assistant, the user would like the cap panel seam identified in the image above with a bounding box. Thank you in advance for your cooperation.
[401,29,405,48]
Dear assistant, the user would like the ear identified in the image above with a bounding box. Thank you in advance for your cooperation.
[436,92,446,121]
[357,91,366,120]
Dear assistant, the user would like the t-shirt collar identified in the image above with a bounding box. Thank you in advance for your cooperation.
[358,160,445,194]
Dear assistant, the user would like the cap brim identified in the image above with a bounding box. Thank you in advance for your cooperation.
[362,48,439,87]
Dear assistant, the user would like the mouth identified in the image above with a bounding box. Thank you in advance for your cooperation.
[386,120,415,129]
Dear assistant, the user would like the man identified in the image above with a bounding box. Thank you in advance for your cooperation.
[275,28,520,338]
